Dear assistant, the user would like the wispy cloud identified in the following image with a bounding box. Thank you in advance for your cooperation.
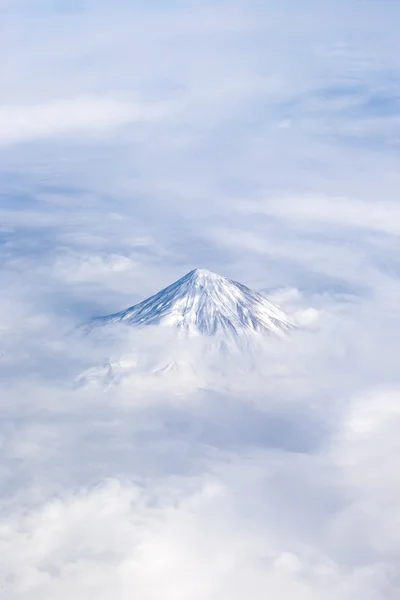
[0,96,167,145]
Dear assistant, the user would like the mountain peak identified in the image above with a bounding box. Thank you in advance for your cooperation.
[92,269,294,337]
[191,268,214,276]
[186,268,226,285]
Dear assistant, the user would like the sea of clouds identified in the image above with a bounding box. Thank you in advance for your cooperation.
[1,1,400,598]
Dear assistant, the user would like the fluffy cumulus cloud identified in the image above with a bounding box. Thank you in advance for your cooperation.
[1,0,400,599]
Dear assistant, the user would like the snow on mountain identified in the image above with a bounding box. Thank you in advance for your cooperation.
[78,270,296,388]
[90,268,294,337]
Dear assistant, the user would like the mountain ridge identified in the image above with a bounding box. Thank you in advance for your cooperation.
[89,268,294,337]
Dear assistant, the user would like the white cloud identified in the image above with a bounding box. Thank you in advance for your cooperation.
[236,194,400,236]
[1,445,399,600]
[0,96,166,145]
[2,254,400,599]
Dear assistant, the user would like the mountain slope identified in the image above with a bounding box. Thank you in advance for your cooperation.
[91,268,294,337]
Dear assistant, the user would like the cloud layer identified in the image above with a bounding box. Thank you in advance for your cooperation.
[1,0,400,599]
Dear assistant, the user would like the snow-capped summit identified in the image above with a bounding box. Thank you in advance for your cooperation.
[91,268,294,337]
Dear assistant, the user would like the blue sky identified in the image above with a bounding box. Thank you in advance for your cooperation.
[1,1,400,599]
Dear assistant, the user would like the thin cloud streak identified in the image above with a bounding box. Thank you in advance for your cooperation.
[0,97,168,145]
